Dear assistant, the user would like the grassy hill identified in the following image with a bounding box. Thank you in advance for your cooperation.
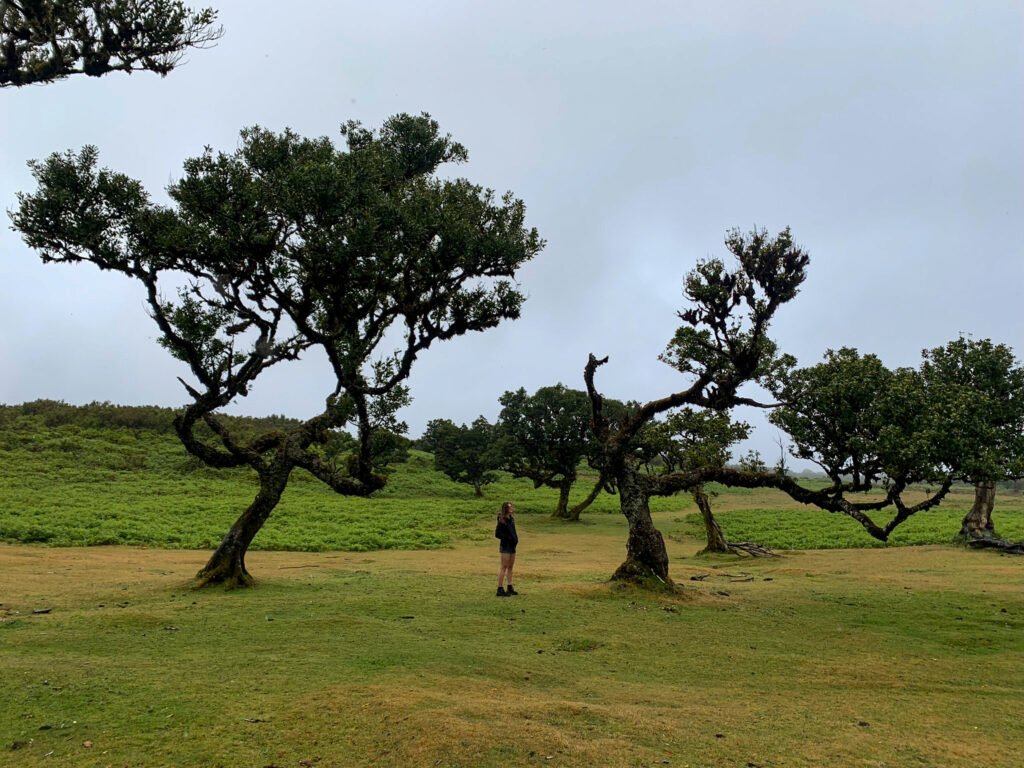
[0,403,680,552]
[2,401,1022,552]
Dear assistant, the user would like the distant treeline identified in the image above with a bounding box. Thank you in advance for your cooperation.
[0,399,303,436]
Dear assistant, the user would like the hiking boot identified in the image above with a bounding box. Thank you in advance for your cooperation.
[505,584,518,596]
[496,586,508,597]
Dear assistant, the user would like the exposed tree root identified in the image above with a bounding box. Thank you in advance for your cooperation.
[193,550,255,589]
[193,570,255,589]
[965,537,1024,555]
[610,558,675,588]
[712,540,778,558]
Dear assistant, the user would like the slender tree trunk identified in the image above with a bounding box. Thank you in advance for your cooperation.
[611,464,672,585]
[195,465,292,588]
[959,480,998,540]
[473,481,484,498]
[693,484,730,554]
[566,476,604,520]
[551,477,574,520]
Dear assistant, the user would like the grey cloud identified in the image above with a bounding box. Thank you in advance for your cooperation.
[2,0,1021,461]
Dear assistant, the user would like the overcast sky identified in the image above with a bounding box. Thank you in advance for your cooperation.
[2,0,1022,459]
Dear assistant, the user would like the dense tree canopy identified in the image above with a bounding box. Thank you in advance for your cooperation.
[919,338,1024,487]
[761,348,953,540]
[495,384,612,519]
[420,417,501,497]
[633,409,749,477]
[1,0,222,86]
[12,113,543,585]
[713,338,1024,546]
[920,337,1024,543]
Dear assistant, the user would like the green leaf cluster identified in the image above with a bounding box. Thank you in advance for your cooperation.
[758,337,1024,541]
[420,417,502,495]
[496,384,598,486]
[635,409,751,479]
[771,339,1024,490]
[660,227,808,400]
[920,337,1024,482]
[1,0,222,86]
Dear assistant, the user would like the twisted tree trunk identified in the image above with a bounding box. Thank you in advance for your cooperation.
[957,480,1024,555]
[693,484,776,557]
[959,480,997,540]
[611,464,671,584]
[693,484,730,553]
[550,474,603,521]
[195,464,293,588]
[565,477,604,521]
[551,476,574,519]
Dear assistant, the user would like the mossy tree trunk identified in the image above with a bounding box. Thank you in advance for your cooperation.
[551,477,573,519]
[195,464,293,588]
[959,479,997,540]
[550,474,603,521]
[693,484,730,554]
[565,477,604,521]
[691,483,776,557]
[611,464,671,584]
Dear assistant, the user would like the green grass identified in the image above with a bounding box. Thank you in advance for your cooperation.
[0,415,680,552]
[677,485,1024,549]
[2,412,1022,553]
[3,410,1024,766]
[1,542,1022,767]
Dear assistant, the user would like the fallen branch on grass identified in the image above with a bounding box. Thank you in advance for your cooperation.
[967,538,1024,555]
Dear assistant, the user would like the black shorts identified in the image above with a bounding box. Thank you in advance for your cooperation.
[499,546,517,555]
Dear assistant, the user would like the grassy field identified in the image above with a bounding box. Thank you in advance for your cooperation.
[2,533,1023,767]
[680,484,1024,549]
[2,412,1023,553]
[0,413,678,551]
[3,412,1024,766]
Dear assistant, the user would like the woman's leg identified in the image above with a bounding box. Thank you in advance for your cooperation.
[498,552,512,587]
[503,553,518,594]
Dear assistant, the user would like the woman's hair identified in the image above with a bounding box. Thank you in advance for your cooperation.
[498,501,514,520]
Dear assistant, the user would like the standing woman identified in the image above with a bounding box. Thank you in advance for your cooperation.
[495,501,519,597]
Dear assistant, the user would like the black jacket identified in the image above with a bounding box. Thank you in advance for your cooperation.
[495,517,518,549]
